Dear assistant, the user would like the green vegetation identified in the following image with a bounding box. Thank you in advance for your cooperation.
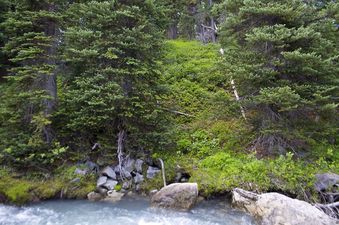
[0,166,96,204]
[0,0,337,205]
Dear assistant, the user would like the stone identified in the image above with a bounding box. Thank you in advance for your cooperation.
[149,189,158,197]
[87,192,103,201]
[96,187,108,196]
[135,184,141,192]
[121,168,132,179]
[134,173,144,184]
[74,168,87,176]
[122,180,132,189]
[85,161,99,173]
[124,158,135,173]
[147,166,161,179]
[232,188,338,225]
[102,179,118,190]
[114,166,132,179]
[315,173,339,192]
[151,183,198,211]
[102,190,124,203]
[135,159,144,173]
[96,176,107,187]
[101,166,116,180]
[70,178,81,183]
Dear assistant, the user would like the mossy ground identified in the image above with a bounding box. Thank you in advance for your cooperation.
[0,166,96,205]
[152,147,338,201]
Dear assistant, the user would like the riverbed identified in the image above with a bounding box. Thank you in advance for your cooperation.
[0,197,256,225]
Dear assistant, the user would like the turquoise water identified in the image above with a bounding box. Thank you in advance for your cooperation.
[0,197,255,225]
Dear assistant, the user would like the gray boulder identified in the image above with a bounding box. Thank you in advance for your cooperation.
[135,159,144,173]
[315,173,339,192]
[74,168,88,175]
[87,192,103,201]
[102,179,118,190]
[134,173,144,184]
[96,176,107,187]
[85,161,99,173]
[147,166,161,179]
[103,190,124,203]
[122,180,132,189]
[232,188,338,225]
[121,168,132,179]
[96,187,108,196]
[124,158,135,173]
[151,183,198,211]
[101,166,116,180]
[114,166,132,179]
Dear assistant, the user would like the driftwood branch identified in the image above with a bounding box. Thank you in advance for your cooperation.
[316,202,339,208]
[315,202,339,219]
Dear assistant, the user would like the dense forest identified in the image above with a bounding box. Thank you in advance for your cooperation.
[0,0,338,207]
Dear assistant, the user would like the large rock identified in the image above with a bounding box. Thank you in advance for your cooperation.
[102,179,118,190]
[87,192,103,201]
[101,166,116,180]
[232,188,338,225]
[102,190,124,203]
[315,173,339,192]
[114,166,132,179]
[147,166,161,179]
[135,159,144,173]
[134,173,144,184]
[85,161,99,173]
[96,176,107,187]
[151,183,198,211]
[74,168,88,176]
[123,158,135,173]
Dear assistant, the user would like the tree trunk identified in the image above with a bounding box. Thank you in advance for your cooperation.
[167,23,178,39]
[208,0,216,43]
[117,127,126,179]
[42,3,58,144]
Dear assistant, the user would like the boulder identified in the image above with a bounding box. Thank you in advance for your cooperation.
[134,173,144,184]
[121,168,132,179]
[232,188,338,225]
[122,180,132,189]
[102,179,118,190]
[315,173,339,192]
[147,166,161,179]
[87,192,103,201]
[151,183,198,211]
[135,159,144,173]
[101,166,116,180]
[103,190,124,203]
[85,161,99,173]
[124,158,135,173]
[74,168,88,176]
[114,166,132,179]
[96,176,107,187]
[96,187,108,196]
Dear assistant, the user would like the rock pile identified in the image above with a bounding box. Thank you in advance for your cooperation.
[83,157,162,202]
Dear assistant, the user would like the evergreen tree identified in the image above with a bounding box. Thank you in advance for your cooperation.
[0,0,64,167]
[218,0,338,154]
[59,0,167,159]
[0,0,9,81]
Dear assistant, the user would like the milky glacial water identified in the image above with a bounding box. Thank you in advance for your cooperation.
[0,197,256,225]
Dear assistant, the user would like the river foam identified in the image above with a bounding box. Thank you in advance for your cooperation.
[0,197,255,225]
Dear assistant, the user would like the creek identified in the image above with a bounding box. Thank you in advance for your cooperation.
[0,197,255,225]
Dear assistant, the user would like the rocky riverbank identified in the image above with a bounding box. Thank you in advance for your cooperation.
[0,156,338,224]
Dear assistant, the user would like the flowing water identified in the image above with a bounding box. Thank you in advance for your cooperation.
[0,197,256,225]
